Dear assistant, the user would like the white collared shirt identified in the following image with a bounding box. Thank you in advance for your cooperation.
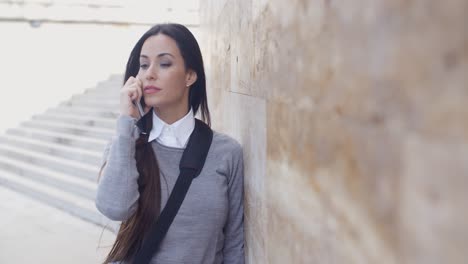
[148,108,195,148]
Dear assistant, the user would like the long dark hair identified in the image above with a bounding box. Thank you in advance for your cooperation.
[103,23,210,263]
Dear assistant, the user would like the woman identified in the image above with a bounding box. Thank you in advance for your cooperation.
[96,23,245,264]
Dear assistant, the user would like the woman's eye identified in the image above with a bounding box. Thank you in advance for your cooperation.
[139,64,148,69]
[160,63,171,68]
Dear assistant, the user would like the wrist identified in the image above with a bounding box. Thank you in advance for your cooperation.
[116,114,138,137]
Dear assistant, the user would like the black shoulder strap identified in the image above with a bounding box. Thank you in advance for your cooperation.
[133,119,213,264]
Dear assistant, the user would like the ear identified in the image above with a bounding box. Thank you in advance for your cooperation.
[185,69,198,87]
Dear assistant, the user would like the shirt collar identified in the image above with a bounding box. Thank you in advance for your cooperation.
[148,108,195,147]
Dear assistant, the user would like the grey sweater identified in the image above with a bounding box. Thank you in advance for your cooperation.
[95,115,244,264]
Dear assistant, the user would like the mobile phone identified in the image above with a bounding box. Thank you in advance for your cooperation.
[134,100,145,118]
[133,75,145,118]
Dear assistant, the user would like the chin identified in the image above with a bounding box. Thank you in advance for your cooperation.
[143,96,161,107]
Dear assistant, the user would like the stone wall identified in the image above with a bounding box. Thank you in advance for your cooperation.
[199,1,468,263]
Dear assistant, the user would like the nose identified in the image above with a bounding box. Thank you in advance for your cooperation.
[144,64,157,80]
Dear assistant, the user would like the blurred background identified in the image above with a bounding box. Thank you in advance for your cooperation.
[0,0,199,134]
[0,0,200,263]
[1,0,468,264]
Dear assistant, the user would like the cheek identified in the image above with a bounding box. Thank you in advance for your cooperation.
[164,70,189,91]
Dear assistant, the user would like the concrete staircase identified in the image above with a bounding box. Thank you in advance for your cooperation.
[0,74,122,231]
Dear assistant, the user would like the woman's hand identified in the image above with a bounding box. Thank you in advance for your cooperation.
[120,76,143,119]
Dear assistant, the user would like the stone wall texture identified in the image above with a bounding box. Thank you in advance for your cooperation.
[199,1,468,263]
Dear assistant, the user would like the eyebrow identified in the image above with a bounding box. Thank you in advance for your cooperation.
[140,53,174,59]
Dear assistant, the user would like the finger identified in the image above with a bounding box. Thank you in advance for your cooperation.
[135,77,143,93]
[130,81,142,102]
[136,82,143,101]
[124,76,136,87]
[127,89,137,102]
[136,76,143,86]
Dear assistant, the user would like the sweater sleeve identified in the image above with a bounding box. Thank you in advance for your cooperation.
[95,115,141,221]
[223,143,245,264]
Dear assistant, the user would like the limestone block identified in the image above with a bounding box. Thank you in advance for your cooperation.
[213,91,268,263]
[400,137,468,264]
[200,0,468,263]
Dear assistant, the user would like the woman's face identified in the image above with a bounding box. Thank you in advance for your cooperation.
[138,34,196,112]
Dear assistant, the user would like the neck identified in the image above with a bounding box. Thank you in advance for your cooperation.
[154,104,190,125]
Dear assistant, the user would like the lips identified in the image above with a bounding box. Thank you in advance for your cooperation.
[144,85,162,94]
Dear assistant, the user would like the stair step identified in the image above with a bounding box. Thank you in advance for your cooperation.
[0,155,96,199]
[60,98,119,110]
[43,108,118,121]
[0,134,102,167]
[74,90,119,97]
[84,84,121,94]
[47,105,119,119]
[0,169,112,229]
[83,89,120,98]
[107,74,123,82]
[60,101,119,111]
[20,120,114,141]
[94,79,121,87]
[70,94,120,103]
[98,79,122,86]
[0,74,123,231]
[0,143,100,181]
[32,113,116,130]
[6,126,108,152]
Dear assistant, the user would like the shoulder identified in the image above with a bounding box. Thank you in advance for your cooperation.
[207,131,243,181]
[204,130,243,172]
[210,130,243,156]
